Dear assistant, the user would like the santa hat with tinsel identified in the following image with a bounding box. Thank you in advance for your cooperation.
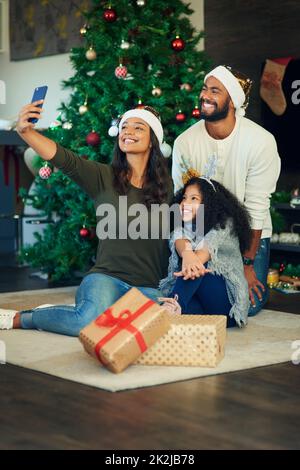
[204,65,253,116]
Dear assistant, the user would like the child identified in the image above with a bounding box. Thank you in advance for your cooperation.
[159,175,252,327]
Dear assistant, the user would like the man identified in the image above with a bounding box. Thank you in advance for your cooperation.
[172,65,281,315]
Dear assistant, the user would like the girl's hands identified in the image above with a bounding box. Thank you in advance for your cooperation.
[16,100,44,134]
[174,250,211,280]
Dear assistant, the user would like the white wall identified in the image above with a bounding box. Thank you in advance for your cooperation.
[0,0,73,128]
[0,0,204,128]
[190,0,204,50]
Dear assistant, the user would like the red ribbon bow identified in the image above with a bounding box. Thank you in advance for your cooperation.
[95,308,133,329]
[94,299,155,363]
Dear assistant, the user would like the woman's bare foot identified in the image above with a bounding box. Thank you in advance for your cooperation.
[158,295,182,315]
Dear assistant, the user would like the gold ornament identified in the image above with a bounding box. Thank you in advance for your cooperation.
[86,47,97,61]
[80,26,87,35]
[120,39,130,50]
[62,122,73,130]
[79,104,88,114]
[152,86,162,97]
[180,83,192,91]
[182,168,201,185]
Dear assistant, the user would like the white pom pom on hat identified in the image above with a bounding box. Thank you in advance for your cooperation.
[108,125,119,137]
[160,141,172,158]
[235,107,246,117]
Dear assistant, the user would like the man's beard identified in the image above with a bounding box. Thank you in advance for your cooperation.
[200,97,230,122]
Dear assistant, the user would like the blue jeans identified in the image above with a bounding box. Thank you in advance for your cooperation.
[171,273,237,328]
[20,273,161,336]
[248,238,270,316]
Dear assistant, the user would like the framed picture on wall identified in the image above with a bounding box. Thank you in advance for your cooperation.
[9,0,92,61]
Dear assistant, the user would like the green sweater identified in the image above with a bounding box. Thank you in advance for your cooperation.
[52,144,174,288]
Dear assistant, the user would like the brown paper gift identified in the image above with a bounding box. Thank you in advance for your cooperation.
[135,314,227,367]
[79,287,170,373]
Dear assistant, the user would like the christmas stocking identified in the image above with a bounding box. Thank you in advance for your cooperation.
[260,59,288,116]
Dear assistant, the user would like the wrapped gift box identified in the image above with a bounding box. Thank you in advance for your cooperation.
[79,287,170,373]
[135,314,227,367]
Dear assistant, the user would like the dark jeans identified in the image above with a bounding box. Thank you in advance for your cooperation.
[248,238,270,316]
[171,273,237,328]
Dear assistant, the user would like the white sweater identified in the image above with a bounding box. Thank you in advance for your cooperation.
[172,117,281,239]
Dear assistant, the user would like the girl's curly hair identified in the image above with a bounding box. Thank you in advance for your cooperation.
[174,176,252,253]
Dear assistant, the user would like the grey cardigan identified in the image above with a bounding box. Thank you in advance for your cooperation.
[159,220,250,327]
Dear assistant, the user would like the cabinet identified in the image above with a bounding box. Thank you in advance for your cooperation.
[270,203,300,265]
[0,131,31,255]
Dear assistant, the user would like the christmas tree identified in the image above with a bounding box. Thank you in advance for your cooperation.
[20,0,211,281]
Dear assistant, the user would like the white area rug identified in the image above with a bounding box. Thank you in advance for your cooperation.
[0,287,299,392]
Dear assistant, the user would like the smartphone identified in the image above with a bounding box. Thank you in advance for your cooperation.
[28,85,48,123]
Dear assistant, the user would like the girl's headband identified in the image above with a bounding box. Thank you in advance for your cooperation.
[182,170,217,192]
[181,154,217,191]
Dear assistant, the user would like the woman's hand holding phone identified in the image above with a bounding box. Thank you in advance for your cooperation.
[16,86,48,134]
[16,86,56,161]
[16,100,44,134]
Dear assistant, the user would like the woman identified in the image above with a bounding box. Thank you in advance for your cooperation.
[159,176,252,327]
[0,101,173,336]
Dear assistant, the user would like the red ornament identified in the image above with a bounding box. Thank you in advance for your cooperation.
[136,99,144,109]
[176,111,186,122]
[192,106,201,118]
[39,164,52,179]
[86,131,100,146]
[80,227,90,238]
[279,263,285,273]
[103,8,117,22]
[115,64,127,79]
[171,36,185,52]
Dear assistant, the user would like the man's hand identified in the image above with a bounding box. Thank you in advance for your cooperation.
[244,265,265,306]
[174,250,210,280]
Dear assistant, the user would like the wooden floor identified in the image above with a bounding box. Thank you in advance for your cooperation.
[0,256,299,449]
[1,362,299,450]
